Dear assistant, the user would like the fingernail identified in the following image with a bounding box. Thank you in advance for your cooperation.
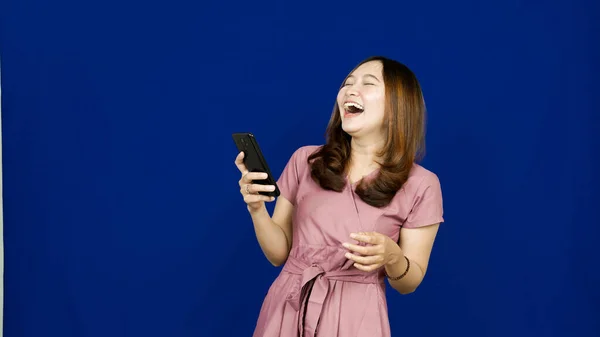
[342,242,349,248]
[350,233,357,238]
[267,186,275,191]
[345,253,351,258]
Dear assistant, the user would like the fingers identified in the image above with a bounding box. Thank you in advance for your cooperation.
[240,172,269,185]
[349,232,383,245]
[344,252,384,266]
[241,183,276,194]
[239,178,276,206]
[236,157,277,207]
[344,232,386,272]
[341,242,382,256]
[352,262,382,272]
[343,243,384,271]
[243,193,275,204]
[234,151,247,174]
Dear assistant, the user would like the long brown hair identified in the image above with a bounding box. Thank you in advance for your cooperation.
[307,56,427,208]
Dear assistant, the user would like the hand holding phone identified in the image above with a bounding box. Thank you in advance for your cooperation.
[232,133,280,211]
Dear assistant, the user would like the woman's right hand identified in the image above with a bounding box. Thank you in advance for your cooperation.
[235,151,276,212]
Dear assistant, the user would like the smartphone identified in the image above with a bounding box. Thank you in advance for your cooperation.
[232,132,280,198]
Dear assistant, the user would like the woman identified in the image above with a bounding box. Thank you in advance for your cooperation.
[234,56,444,337]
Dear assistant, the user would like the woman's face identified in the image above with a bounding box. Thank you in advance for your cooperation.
[337,60,386,140]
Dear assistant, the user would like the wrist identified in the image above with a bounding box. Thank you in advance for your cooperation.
[385,252,406,271]
[384,255,410,281]
[248,204,267,217]
[385,243,404,267]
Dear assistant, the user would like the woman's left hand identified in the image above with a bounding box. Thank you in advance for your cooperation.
[342,232,403,272]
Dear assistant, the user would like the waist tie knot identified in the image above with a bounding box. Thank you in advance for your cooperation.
[282,255,382,337]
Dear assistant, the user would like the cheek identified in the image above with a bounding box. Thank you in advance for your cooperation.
[336,89,346,103]
[365,91,385,111]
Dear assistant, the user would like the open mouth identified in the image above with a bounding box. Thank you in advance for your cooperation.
[343,101,364,114]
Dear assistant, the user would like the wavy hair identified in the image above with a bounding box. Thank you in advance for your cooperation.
[307,56,427,208]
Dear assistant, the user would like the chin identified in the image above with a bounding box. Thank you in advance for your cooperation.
[342,123,381,141]
[341,125,363,138]
[341,122,360,135]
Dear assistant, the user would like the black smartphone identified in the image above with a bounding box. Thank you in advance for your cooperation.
[232,132,280,198]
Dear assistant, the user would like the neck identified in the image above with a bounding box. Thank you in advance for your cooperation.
[349,136,384,168]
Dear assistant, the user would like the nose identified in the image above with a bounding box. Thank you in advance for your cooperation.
[345,86,359,98]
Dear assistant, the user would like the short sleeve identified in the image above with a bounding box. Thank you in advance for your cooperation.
[403,173,444,229]
[276,147,304,205]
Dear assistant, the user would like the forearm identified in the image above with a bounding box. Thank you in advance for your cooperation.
[249,205,290,266]
[384,254,425,294]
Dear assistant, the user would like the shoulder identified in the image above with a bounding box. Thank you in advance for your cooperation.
[288,145,322,163]
[407,163,442,190]
[279,145,322,177]
[399,163,444,227]
[392,163,442,206]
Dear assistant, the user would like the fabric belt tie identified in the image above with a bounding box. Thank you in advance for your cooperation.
[282,255,381,337]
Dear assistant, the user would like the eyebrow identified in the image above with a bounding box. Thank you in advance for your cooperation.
[346,74,381,82]
[364,74,381,82]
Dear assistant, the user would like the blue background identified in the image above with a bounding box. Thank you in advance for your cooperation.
[1,0,599,336]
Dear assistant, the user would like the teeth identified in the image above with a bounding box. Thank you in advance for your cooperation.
[344,102,364,111]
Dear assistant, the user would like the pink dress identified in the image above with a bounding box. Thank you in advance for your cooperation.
[253,145,444,337]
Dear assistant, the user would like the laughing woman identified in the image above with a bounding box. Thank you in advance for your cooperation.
[234,56,444,337]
